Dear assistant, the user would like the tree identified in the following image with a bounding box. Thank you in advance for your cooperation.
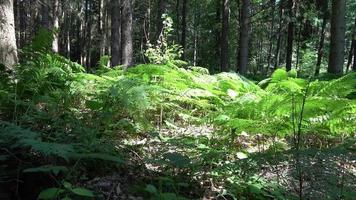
[121,0,134,68]
[315,0,329,76]
[285,0,294,71]
[221,0,229,72]
[237,0,251,75]
[346,17,356,72]
[274,0,284,70]
[328,0,346,74]
[156,0,167,39]
[0,0,18,69]
[52,0,59,53]
[181,0,187,59]
[111,0,121,67]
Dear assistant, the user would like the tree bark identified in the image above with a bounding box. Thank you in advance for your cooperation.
[181,0,187,59]
[315,0,328,76]
[238,0,251,75]
[346,17,356,72]
[121,0,134,68]
[221,0,229,72]
[52,0,59,53]
[285,0,294,71]
[0,0,18,69]
[156,0,166,40]
[274,0,283,70]
[266,0,276,73]
[111,0,121,67]
[328,0,346,74]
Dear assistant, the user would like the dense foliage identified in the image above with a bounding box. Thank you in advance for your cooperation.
[0,31,355,199]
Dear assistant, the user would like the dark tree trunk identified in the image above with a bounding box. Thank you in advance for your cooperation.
[111,0,121,67]
[315,0,328,76]
[181,0,187,59]
[238,0,250,75]
[274,0,283,70]
[156,0,166,40]
[346,17,356,72]
[176,0,180,42]
[0,0,18,69]
[328,0,346,74]
[221,0,229,72]
[266,0,276,73]
[285,0,294,71]
[121,0,134,68]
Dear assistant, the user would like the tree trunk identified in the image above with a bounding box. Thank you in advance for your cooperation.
[346,17,356,72]
[52,0,59,53]
[328,0,346,74]
[181,0,187,59]
[0,0,18,69]
[274,0,283,70]
[238,0,250,75]
[285,0,294,71]
[121,0,134,68]
[111,0,121,67]
[315,1,328,76]
[156,0,166,40]
[221,0,229,72]
[266,0,276,73]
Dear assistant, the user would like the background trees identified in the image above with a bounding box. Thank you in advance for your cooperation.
[1,0,356,76]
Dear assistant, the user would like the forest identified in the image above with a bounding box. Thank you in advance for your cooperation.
[0,0,355,199]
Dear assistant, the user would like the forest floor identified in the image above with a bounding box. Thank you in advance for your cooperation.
[85,125,356,200]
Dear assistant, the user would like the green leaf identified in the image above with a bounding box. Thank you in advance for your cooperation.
[236,152,248,159]
[71,188,94,197]
[163,152,191,168]
[23,165,68,176]
[145,184,158,194]
[38,188,64,199]
[85,100,103,110]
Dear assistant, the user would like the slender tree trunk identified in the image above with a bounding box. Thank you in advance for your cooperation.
[181,0,187,59]
[221,0,229,72]
[315,1,328,76]
[0,0,18,69]
[266,0,276,73]
[111,0,121,67]
[121,0,134,68]
[346,17,356,72]
[156,0,166,40]
[328,0,346,74]
[238,0,251,75]
[52,0,59,53]
[285,0,294,71]
[176,0,180,42]
[274,0,283,70]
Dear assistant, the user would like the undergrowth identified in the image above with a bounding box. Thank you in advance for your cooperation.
[0,31,355,199]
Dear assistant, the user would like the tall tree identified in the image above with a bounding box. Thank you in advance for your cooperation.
[221,0,229,72]
[237,0,251,75]
[328,0,346,74]
[121,0,134,68]
[156,0,166,39]
[285,0,294,71]
[315,0,328,76]
[274,0,284,70]
[181,0,187,59]
[52,0,59,53]
[346,17,356,72]
[111,0,121,66]
[266,0,276,72]
[0,0,18,69]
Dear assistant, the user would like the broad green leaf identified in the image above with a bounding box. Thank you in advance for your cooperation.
[71,188,94,197]
[38,188,64,199]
